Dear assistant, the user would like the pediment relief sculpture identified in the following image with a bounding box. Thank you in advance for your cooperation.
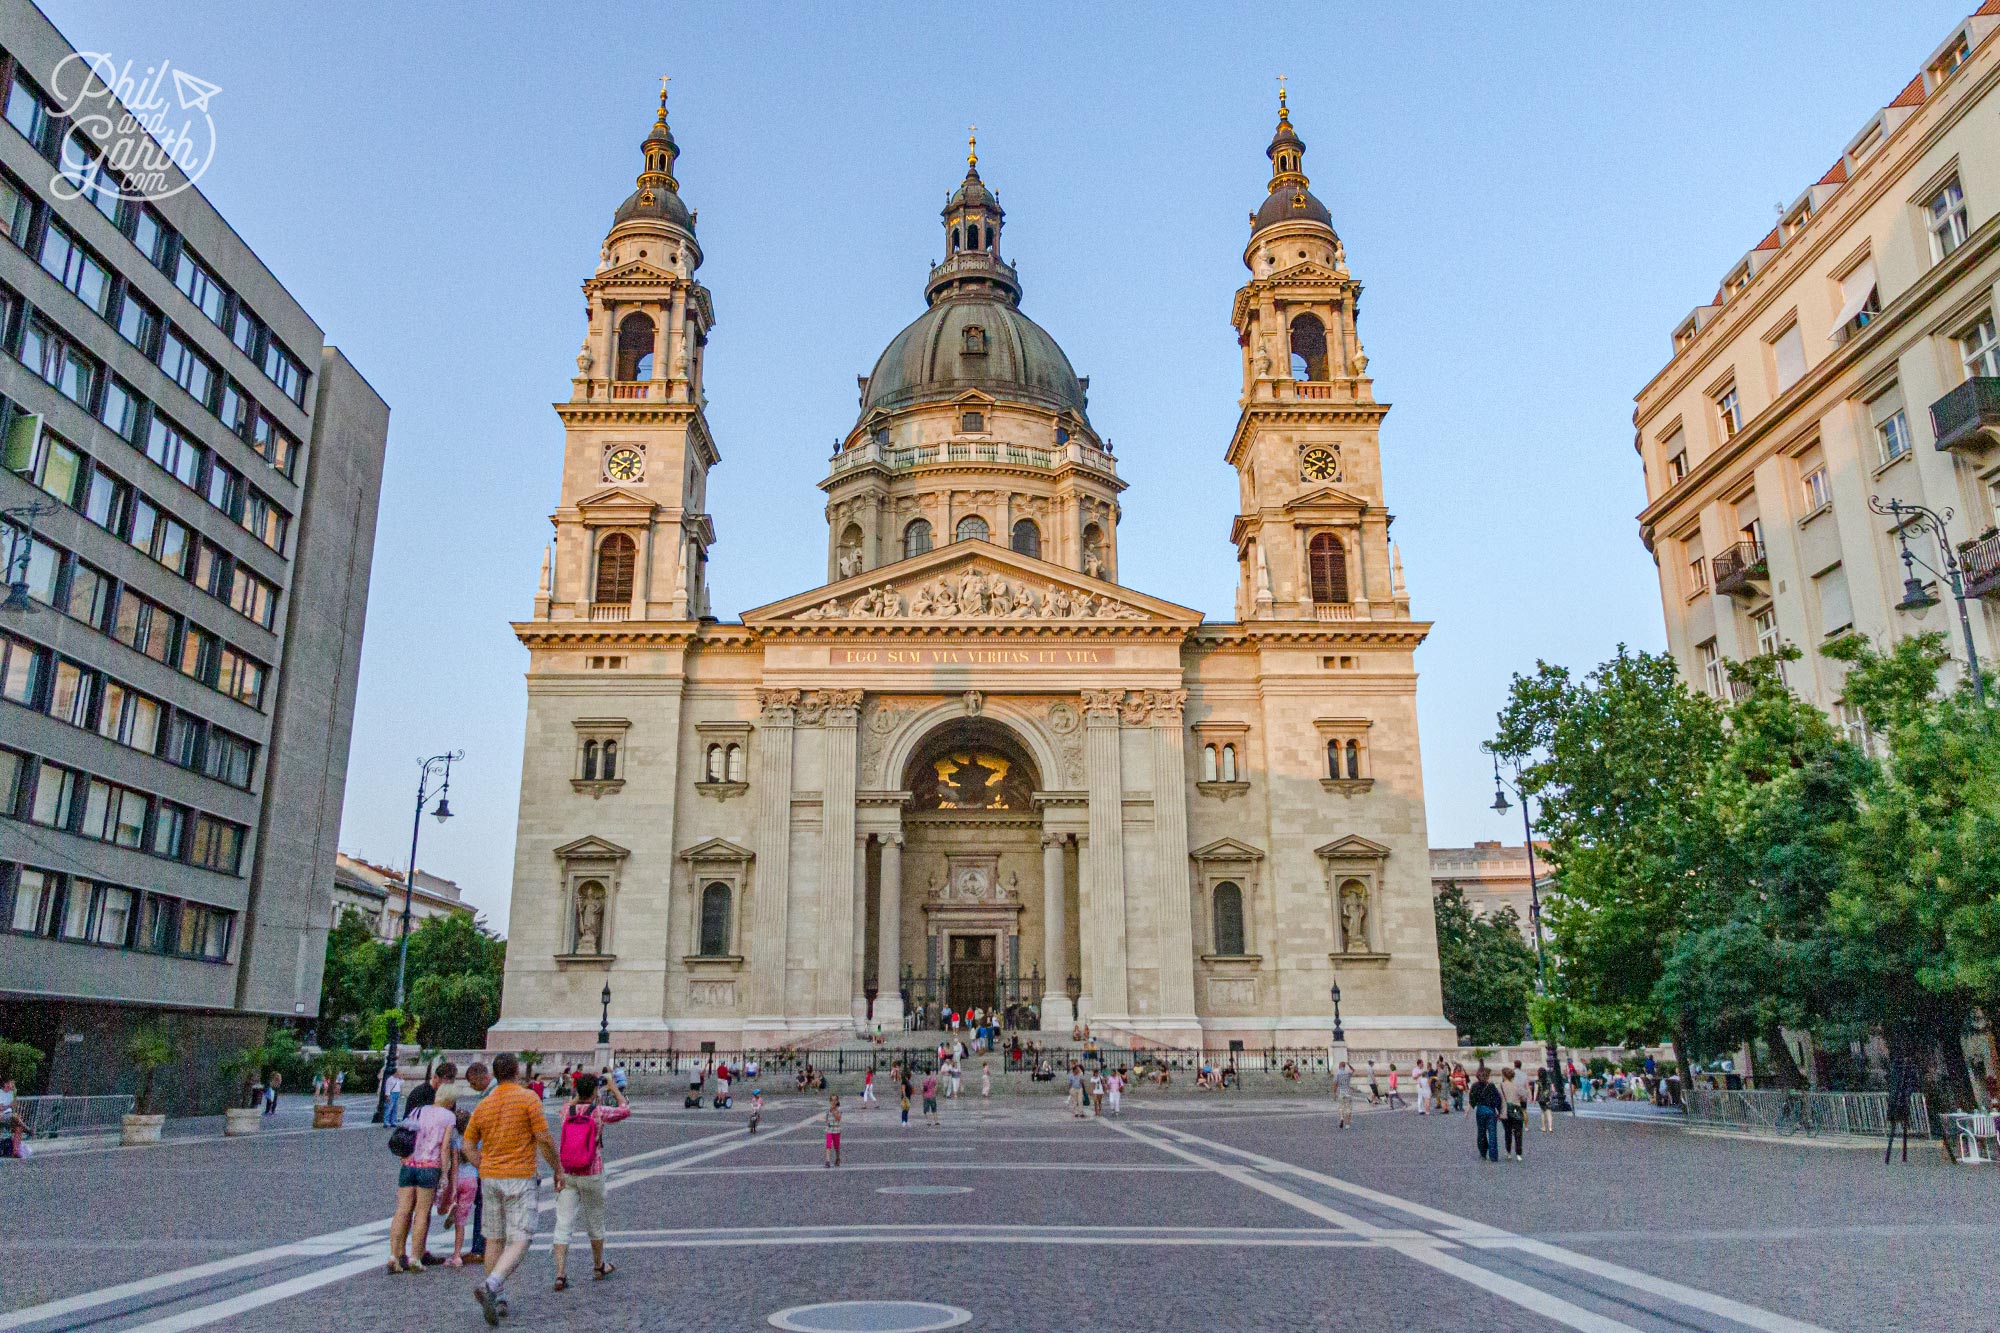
[793,567,1148,622]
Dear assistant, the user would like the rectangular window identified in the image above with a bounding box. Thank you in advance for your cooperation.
[0,747,20,816]
[1667,449,1688,483]
[189,814,245,874]
[1753,607,1783,658]
[83,465,129,533]
[1,523,60,606]
[29,763,78,829]
[229,566,277,628]
[0,631,42,705]
[1928,177,1969,261]
[173,248,227,325]
[5,73,55,155]
[57,141,124,226]
[1772,324,1806,391]
[196,542,231,598]
[250,412,298,477]
[131,208,168,268]
[1815,563,1853,637]
[8,868,55,936]
[61,558,110,628]
[240,490,286,552]
[1687,553,1709,594]
[98,376,141,440]
[94,884,134,946]
[0,171,30,246]
[1715,384,1742,439]
[144,414,204,489]
[114,590,176,664]
[158,329,216,408]
[177,625,217,684]
[217,379,248,437]
[1697,639,1723,698]
[117,292,160,355]
[79,779,149,849]
[20,319,97,407]
[97,680,161,753]
[38,222,112,315]
[143,895,177,952]
[59,877,94,941]
[11,428,85,506]
[216,647,265,708]
[151,802,188,858]
[1801,462,1831,512]
[261,340,305,404]
[202,729,255,789]
[1829,260,1879,343]
[205,460,242,518]
[49,658,93,726]
[1960,314,1999,380]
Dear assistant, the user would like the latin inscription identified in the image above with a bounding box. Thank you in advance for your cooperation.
[833,646,1105,666]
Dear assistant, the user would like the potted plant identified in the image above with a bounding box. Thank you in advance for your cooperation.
[311,1047,354,1128]
[218,1043,268,1136]
[121,1027,175,1145]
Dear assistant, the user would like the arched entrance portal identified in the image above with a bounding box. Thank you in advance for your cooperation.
[889,718,1056,1028]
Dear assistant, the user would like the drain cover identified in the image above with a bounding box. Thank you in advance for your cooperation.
[875,1184,974,1196]
[768,1300,972,1332]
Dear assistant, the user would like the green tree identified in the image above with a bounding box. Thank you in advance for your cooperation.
[1490,646,1727,1062]
[0,1037,44,1087]
[1433,885,1540,1045]
[404,913,506,1049]
[125,1027,176,1116]
[316,909,391,1046]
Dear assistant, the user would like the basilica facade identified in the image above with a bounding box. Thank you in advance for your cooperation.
[489,89,1454,1052]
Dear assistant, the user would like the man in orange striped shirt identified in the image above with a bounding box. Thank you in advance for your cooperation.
[464,1052,565,1325]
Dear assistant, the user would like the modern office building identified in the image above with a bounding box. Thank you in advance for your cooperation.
[0,2,388,1112]
[1636,4,2000,724]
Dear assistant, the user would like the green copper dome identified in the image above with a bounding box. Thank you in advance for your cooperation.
[860,290,1089,419]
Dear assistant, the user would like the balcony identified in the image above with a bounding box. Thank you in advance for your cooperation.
[1313,601,1360,621]
[609,381,656,401]
[588,604,632,622]
[1711,541,1768,598]
[1961,533,2000,600]
[1930,377,2000,454]
[826,436,1118,479]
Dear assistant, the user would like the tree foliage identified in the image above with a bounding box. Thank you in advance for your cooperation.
[317,908,505,1052]
[1433,885,1540,1045]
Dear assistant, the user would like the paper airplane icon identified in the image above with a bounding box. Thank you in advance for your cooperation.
[170,68,220,113]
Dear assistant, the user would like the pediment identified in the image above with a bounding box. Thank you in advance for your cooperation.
[1190,837,1265,862]
[554,835,630,863]
[574,485,657,517]
[743,540,1202,628]
[1315,834,1391,861]
[1282,484,1369,514]
[589,259,680,287]
[680,837,755,864]
[1267,259,1349,285]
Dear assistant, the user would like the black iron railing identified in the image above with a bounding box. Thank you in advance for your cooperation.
[1960,533,2000,600]
[1930,376,2000,452]
[1711,540,1768,596]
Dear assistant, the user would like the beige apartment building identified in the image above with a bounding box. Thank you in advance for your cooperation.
[1636,3,2000,724]
[1430,841,1541,946]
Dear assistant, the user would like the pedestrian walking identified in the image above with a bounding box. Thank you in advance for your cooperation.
[461,1062,492,1261]
[1334,1061,1355,1128]
[748,1089,764,1134]
[1451,1063,1468,1112]
[387,1087,456,1272]
[438,1093,476,1267]
[464,1052,566,1326]
[1500,1067,1528,1160]
[551,1071,626,1292]
[1386,1065,1405,1110]
[384,1069,406,1125]
[921,1070,940,1126]
[1415,1062,1432,1115]
[1469,1067,1502,1163]
[1537,1069,1555,1133]
[949,1058,963,1100]
[1366,1061,1382,1105]
[980,1062,992,1099]
[899,1071,913,1127]
[1106,1069,1122,1117]
[1089,1069,1106,1118]
[1067,1063,1086,1118]
[861,1067,877,1109]
[404,1061,457,1120]
[824,1095,843,1167]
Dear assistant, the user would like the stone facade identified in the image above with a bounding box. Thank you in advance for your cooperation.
[490,92,1453,1051]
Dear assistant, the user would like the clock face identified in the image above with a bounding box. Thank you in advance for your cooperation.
[605,448,644,482]
[1300,446,1339,482]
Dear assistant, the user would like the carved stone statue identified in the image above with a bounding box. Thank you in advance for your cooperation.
[574,884,606,955]
[1083,547,1104,579]
[576,344,594,376]
[836,547,861,580]
[1340,884,1369,953]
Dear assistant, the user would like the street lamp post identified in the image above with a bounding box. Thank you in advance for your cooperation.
[1491,756,1571,1112]
[372,751,461,1124]
[1869,495,1988,706]
[2,501,59,614]
[1329,981,1345,1044]
[598,982,613,1047]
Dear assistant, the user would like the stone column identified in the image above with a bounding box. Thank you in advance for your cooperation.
[819,690,863,1023]
[748,690,798,1025]
[1080,689,1128,1020]
[1040,832,1073,1031]
[852,833,870,1024]
[875,833,905,1027]
[1147,690,1199,1034]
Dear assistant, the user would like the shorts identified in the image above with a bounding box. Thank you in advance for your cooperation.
[922,1097,938,1113]
[481,1177,539,1244]
[825,1132,841,1148]
[398,1164,442,1191]
[552,1174,605,1245]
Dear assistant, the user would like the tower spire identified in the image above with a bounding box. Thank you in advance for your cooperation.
[637,75,680,197]
[967,124,978,171]
[1266,78,1307,192]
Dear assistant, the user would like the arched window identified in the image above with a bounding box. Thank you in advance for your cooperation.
[600,740,617,780]
[1289,313,1328,381]
[595,532,637,605]
[904,519,933,559]
[956,515,988,543]
[1213,881,1246,956]
[582,740,600,780]
[1345,739,1361,779]
[706,744,724,782]
[1308,533,1347,604]
[951,226,961,253]
[699,882,732,956]
[1221,744,1237,782]
[1202,745,1218,781]
[983,224,993,250]
[1328,739,1342,778]
[616,312,656,380]
[725,743,745,782]
[1010,518,1041,558]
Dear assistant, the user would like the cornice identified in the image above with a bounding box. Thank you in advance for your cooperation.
[514,620,702,648]
[1225,401,1388,467]
[756,619,1195,642]
[1189,620,1431,648]
[818,455,1127,495]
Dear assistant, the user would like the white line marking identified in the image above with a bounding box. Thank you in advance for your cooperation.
[1140,1121,1835,1333]
[110,1256,383,1333]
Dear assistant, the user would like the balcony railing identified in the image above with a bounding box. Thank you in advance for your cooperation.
[1294,381,1335,399]
[1961,533,2000,600]
[588,604,632,621]
[609,381,655,400]
[1711,541,1768,597]
[1930,377,2000,453]
[828,437,1117,478]
[1313,601,1359,621]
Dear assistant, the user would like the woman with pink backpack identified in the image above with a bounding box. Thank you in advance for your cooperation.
[550,1072,629,1291]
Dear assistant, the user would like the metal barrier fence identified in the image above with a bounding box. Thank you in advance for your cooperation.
[1684,1089,1931,1139]
[12,1094,134,1138]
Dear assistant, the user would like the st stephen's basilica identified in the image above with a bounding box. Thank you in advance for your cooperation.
[490,86,1454,1052]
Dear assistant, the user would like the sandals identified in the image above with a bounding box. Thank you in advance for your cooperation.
[385,1259,410,1275]
[594,1261,616,1280]
[553,1276,569,1292]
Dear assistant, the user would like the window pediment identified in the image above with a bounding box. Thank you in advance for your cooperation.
[1315,833,1389,863]
[1283,484,1368,515]
[679,837,755,866]
[554,835,630,864]
[574,486,658,520]
[1191,837,1264,863]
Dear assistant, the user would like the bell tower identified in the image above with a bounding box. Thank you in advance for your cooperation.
[538,81,719,624]
[1226,88,1407,623]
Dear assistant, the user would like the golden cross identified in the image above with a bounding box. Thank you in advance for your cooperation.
[659,73,671,104]
[1277,73,1288,106]
[967,123,978,167]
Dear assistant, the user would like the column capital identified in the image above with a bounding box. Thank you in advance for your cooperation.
[1041,832,1068,849]
[1080,688,1124,722]
[756,688,800,724]
[1144,688,1188,726]
[821,687,864,726]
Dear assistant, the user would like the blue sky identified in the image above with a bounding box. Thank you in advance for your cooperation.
[44,1,1975,931]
